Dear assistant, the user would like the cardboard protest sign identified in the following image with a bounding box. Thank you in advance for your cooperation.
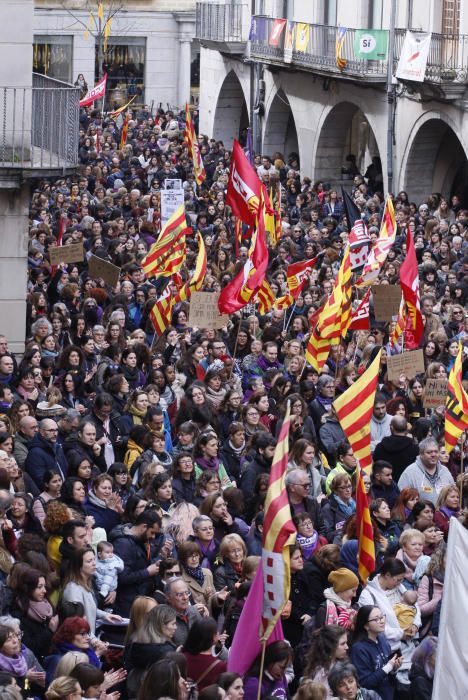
[88,255,121,287]
[372,284,401,321]
[423,379,448,408]
[387,349,425,382]
[188,292,229,329]
[49,242,84,265]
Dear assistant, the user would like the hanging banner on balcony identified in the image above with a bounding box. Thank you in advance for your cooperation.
[269,19,287,47]
[354,30,388,60]
[249,16,267,42]
[396,31,432,82]
[79,73,107,107]
[295,23,310,52]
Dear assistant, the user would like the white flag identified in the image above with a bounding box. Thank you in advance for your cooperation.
[432,517,468,698]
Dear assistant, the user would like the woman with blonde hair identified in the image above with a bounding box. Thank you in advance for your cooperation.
[434,485,460,540]
[54,652,88,679]
[213,534,247,592]
[45,676,82,700]
[124,596,158,646]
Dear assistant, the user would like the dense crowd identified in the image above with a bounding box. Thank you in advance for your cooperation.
[0,101,466,700]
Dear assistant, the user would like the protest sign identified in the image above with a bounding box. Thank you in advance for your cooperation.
[49,242,84,266]
[189,292,229,329]
[423,379,448,408]
[372,284,401,321]
[387,349,425,382]
[88,255,121,287]
[161,188,185,227]
[396,31,431,82]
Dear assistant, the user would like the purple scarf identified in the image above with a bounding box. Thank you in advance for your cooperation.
[58,641,101,668]
[196,456,220,473]
[0,646,28,676]
[439,506,459,520]
[196,538,217,570]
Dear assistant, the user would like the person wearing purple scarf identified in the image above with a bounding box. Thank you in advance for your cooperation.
[190,515,219,570]
[249,342,283,389]
[434,485,460,540]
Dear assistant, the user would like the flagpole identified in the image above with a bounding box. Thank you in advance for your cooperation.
[230,318,243,378]
[284,302,296,333]
[256,640,267,700]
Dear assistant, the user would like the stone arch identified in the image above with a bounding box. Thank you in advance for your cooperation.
[262,89,299,163]
[314,102,381,185]
[212,70,249,148]
[401,116,468,205]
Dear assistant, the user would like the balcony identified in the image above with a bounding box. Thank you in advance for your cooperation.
[196,2,249,55]
[249,16,468,97]
[0,73,79,180]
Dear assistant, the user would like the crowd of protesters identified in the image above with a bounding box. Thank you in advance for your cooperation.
[0,100,465,700]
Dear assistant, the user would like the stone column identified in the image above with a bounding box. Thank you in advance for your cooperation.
[178,35,192,107]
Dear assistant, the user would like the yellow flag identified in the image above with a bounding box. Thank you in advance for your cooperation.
[97,2,104,21]
[103,17,112,51]
[295,23,310,52]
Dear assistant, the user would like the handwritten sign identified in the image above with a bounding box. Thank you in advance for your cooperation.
[387,349,425,382]
[49,242,84,265]
[372,284,401,321]
[160,188,185,228]
[189,292,229,329]
[424,379,448,408]
[88,255,121,287]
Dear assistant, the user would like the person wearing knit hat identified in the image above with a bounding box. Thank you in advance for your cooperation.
[315,567,359,630]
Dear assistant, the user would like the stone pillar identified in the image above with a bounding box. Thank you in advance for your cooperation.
[0,182,30,354]
[178,35,192,107]
[173,11,196,108]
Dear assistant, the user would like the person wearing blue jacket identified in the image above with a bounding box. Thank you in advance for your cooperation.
[24,418,68,488]
[350,605,403,700]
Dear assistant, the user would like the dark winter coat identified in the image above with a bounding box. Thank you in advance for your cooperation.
[350,634,395,700]
[111,531,155,616]
[24,433,68,489]
[321,494,352,543]
[373,435,419,482]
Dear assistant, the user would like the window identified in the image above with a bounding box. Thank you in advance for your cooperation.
[324,0,337,26]
[442,0,460,35]
[368,0,383,29]
[33,36,73,84]
[96,37,146,108]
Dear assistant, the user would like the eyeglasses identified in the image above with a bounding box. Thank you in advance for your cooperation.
[7,631,23,639]
[337,485,352,491]
[172,591,190,598]
[293,482,311,488]
[167,569,181,575]
[368,614,386,623]
[76,631,91,637]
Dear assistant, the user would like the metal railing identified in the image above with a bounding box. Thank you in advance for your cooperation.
[249,16,468,84]
[0,73,79,170]
[196,2,249,43]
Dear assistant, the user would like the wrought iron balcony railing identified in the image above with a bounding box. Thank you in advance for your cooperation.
[196,2,249,44]
[0,73,79,171]
[249,16,468,85]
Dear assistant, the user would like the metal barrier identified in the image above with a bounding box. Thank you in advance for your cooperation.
[196,2,248,43]
[0,73,79,169]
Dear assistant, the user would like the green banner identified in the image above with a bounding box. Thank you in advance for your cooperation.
[354,30,388,60]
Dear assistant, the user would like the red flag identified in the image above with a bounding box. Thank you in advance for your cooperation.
[269,18,287,47]
[286,254,322,300]
[79,74,107,107]
[120,114,129,150]
[400,229,424,349]
[349,289,371,330]
[218,205,268,314]
[226,140,262,227]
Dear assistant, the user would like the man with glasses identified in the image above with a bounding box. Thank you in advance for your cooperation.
[165,577,207,646]
[24,418,68,489]
[285,468,326,538]
[200,338,229,372]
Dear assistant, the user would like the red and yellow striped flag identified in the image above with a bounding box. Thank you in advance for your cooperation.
[356,465,375,583]
[445,344,468,454]
[257,279,276,315]
[120,113,129,150]
[184,103,206,186]
[304,249,352,371]
[261,403,296,640]
[389,296,406,347]
[149,285,175,336]
[141,205,187,278]
[176,233,207,303]
[274,293,294,311]
[333,349,382,472]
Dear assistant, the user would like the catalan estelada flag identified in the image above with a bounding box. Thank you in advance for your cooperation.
[184,103,206,186]
[141,205,187,278]
[336,26,347,70]
[261,403,296,639]
[445,344,468,454]
[333,349,382,472]
[356,465,375,583]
